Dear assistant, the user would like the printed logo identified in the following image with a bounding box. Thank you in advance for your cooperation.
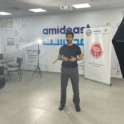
[43,24,91,35]
[103,28,109,34]
[93,30,101,34]
[86,29,92,36]
[104,28,107,32]
[90,43,103,59]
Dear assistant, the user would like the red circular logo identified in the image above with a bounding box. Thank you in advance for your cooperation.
[90,43,103,59]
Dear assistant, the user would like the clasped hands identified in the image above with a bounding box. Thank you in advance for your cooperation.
[63,56,77,62]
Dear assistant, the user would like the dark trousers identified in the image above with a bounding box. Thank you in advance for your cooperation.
[60,67,80,106]
[112,17,124,78]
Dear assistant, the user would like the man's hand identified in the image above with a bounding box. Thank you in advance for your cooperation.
[63,57,68,62]
[68,56,77,62]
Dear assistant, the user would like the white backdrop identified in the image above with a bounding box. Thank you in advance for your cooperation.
[0,8,123,78]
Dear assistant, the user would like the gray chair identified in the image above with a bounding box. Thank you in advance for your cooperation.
[0,64,4,75]
[0,54,3,59]
[7,58,22,82]
[9,57,21,68]
[0,75,6,89]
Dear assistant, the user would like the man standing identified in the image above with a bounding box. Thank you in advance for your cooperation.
[58,31,83,112]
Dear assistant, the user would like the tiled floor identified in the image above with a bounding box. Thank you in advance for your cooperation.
[0,71,124,124]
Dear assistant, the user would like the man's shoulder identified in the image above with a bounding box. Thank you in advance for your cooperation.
[60,45,66,49]
[73,44,80,48]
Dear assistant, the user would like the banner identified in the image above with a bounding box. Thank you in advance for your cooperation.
[84,27,113,85]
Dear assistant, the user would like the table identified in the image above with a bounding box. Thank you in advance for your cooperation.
[0,58,14,63]
[0,58,14,72]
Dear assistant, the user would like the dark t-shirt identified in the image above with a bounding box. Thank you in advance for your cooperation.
[59,44,82,68]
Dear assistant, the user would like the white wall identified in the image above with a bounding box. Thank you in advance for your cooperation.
[0,8,124,78]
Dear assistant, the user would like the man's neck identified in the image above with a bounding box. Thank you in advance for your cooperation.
[67,43,73,46]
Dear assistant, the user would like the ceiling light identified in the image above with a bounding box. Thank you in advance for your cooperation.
[0,12,12,15]
[29,8,47,12]
[72,3,91,9]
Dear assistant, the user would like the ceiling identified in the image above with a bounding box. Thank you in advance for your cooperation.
[0,0,124,18]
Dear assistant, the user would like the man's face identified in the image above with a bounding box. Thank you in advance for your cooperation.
[66,34,73,44]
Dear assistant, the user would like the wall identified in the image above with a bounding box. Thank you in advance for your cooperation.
[0,8,123,78]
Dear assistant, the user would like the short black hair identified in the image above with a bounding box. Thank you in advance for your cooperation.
[66,31,74,38]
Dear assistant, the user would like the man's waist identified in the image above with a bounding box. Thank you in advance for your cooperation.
[62,66,78,68]
[62,64,78,68]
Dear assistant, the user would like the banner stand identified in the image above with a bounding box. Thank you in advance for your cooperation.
[84,77,112,86]
[84,27,113,85]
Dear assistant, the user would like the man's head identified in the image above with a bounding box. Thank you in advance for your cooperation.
[66,31,74,45]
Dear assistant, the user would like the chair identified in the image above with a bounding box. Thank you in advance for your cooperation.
[7,58,22,82]
[9,57,21,68]
[0,64,4,75]
[0,75,6,89]
[0,54,3,59]
[9,57,23,76]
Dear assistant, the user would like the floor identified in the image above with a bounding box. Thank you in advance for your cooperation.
[0,71,124,124]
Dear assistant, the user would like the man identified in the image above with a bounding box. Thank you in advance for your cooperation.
[58,31,83,112]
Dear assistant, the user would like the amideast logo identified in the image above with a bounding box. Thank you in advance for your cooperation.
[43,24,90,35]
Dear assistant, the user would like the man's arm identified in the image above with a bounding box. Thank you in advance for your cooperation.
[58,47,63,60]
[68,47,83,62]
[58,54,68,61]
[77,46,83,61]
[69,54,83,62]
[58,54,63,60]
[77,54,83,61]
